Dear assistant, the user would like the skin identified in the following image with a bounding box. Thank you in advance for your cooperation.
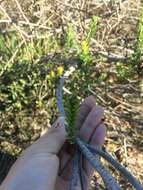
[0,96,106,190]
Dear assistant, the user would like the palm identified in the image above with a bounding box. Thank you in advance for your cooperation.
[0,97,106,190]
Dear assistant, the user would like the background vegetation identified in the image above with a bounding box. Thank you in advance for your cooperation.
[0,0,143,189]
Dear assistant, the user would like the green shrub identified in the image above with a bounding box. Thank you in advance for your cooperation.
[131,7,143,74]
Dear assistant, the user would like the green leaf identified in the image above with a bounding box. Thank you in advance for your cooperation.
[86,16,99,42]
[65,95,80,144]
[66,23,80,53]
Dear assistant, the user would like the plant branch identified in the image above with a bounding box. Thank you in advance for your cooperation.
[68,150,79,190]
[56,76,66,118]
[76,137,121,190]
[78,153,86,190]
[56,66,143,190]
[86,143,143,190]
[56,66,76,118]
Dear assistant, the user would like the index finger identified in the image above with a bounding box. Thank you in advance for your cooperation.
[76,96,96,129]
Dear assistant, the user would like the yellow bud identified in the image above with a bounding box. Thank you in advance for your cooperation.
[109,78,114,83]
[81,40,89,54]
[50,70,55,78]
[36,100,42,108]
[57,66,64,76]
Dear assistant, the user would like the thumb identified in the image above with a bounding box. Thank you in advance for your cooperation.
[40,117,67,154]
[22,117,67,158]
[0,118,67,190]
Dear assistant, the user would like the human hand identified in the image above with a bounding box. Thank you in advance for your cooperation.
[0,96,106,190]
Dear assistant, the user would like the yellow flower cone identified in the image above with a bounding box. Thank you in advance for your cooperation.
[57,66,64,76]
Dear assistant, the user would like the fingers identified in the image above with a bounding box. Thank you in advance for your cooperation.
[83,123,106,177]
[79,106,104,143]
[58,96,96,177]
[76,96,96,129]
[58,96,105,183]
[78,97,105,178]
[59,108,105,179]
[90,123,106,145]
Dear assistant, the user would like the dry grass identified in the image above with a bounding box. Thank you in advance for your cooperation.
[0,0,143,189]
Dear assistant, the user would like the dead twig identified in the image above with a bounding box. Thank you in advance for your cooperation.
[14,0,30,26]
[107,93,143,113]
[97,51,129,62]
[0,5,29,39]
